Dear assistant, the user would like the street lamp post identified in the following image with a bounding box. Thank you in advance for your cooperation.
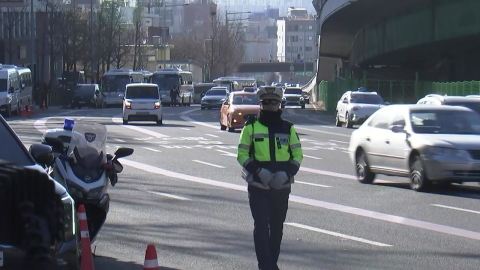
[30,0,35,84]
[160,1,188,69]
[90,0,94,83]
[224,11,250,76]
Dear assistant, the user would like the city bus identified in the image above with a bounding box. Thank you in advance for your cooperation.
[149,68,194,106]
[212,76,257,92]
[99,69,144,107]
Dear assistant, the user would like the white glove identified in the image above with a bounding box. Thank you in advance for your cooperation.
[257,168,274,186]
[270,171,289,189]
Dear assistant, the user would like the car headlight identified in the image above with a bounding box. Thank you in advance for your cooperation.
[124,101,131,109]
[155,102,160,109]
[61,192,76,240]
[426,147,470,159]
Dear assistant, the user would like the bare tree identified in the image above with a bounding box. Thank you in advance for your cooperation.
[113,29,132,69]
[170,34,203,62]
[132,1,145,70]
[1,6,28,63]
[170,9,245,79]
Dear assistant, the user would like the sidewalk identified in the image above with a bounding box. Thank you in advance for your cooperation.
[311,101,333,116]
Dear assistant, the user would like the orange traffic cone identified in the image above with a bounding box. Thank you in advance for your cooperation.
[19,104,25,117]
[78,205,95,270]
[41,101,46,111]
[143,244,159,270]
[26,104,32,117]
[28,102,33,117]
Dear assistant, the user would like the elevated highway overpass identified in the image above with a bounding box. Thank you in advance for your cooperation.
[314,0,480,82]
[236,62,315,73]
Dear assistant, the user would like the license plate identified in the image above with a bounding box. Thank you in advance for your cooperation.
[136,112,149,115]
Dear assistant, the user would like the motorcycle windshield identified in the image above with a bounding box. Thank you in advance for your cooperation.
[67,122,107,181]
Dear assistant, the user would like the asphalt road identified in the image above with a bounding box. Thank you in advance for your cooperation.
[6,104,480,270]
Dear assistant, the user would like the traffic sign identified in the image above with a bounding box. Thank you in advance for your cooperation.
[295,71,313,76]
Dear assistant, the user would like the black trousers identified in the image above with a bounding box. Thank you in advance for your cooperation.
[248,185,291,270]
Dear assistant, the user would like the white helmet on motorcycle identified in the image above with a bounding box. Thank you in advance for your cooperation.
[256,86,283,101]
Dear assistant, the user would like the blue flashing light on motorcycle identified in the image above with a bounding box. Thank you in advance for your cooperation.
[63,118,74,131]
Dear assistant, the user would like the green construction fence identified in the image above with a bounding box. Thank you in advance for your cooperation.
[317,77,433,112]
[432,81,480,96]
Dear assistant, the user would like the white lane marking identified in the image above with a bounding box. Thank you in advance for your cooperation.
[300,166,395,184]
[113,138,126,142]
[431,204,480,215]
[205,134,219,138]
[295,126,350,138]
[146,191,191,201]
[33,110,85,133]
[181,128,190,131]
[143,147,161,152]
[121,158,480,242]
[179,108,201,115]
[285,223,392,247]
[111,115,170,138]
[180,115,218,129]
[193,160,225,168]
[330,140,349,144]
[216,150,237,157]
[296,181,331,188]
[303,154,322,160]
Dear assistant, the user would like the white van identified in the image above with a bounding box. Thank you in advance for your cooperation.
[0,65,21,117]
[121,83,163,125]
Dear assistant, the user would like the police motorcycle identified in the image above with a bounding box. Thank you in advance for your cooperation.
[41,119,134,243]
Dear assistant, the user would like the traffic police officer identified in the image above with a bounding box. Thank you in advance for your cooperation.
[237,86,303,270]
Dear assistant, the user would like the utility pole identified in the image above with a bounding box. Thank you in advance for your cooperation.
[162,0,167,69]
[303,29,306,84]
[90,0,94,82]
[30,0,35,84]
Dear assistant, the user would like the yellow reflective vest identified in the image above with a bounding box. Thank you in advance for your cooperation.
[237,118,303,189]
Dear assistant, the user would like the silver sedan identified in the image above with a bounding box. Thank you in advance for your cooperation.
[348,104,480,191]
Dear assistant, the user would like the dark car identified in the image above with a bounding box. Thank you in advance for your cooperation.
[0,115,80,269]
[71,84,102,109]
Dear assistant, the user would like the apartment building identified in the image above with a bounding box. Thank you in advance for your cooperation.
[276,8,316,63]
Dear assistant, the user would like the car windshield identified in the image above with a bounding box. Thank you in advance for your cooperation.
[232,94,259,105]
[410,110,480,134]
[151,74,180,91]
[125,86,159,99]
[0,119,35,165]
[285,88,302,95]
[350,94,384,104]
[445,102,480,114]
[206,89,226,96]
[74,85,95,93]
[0,79,7,92]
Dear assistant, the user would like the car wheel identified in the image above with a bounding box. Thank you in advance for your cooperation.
[355,150,375,184]
[345,112,353,128]
[157,117,163,125]
[335,112,342,127]
[410,155,430,192]
[122,119,128,125]
[227,116,235,132]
